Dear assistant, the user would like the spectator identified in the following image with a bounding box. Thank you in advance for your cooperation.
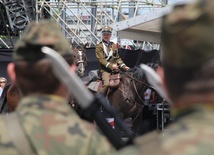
[0,77,7,89]
[144,88,151,105]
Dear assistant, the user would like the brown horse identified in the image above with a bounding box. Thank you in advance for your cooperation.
[70,66,151,135]
[72,44,88,77]
[107,67,149,135]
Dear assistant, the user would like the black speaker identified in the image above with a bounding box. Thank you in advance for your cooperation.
[0,2,14,36]
[25,0,36,21]
[3,0,30,34]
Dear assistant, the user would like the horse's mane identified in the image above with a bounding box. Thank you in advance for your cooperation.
[127,66,145,80]
[72,43,86,53]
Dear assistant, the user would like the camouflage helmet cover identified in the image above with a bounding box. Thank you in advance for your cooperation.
[13,20,73,61]
[161,0,214,68]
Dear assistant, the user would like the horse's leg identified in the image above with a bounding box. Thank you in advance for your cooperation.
[132,112,142,136]
[141,105,157,133]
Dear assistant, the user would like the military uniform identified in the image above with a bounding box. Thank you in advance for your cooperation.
[132,104,214,155]
[0,95,115,155]
[96,26,127,95]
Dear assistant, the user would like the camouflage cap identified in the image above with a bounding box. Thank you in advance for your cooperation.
[101,26,112,34]
[161,0,214,68]
[14,20,73,61]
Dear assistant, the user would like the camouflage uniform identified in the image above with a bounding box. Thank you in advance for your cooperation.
[111,0,214,154]
[0,21,115,155]
[133,104,214,155]
[95,26,127,95]
[0,95,115,155]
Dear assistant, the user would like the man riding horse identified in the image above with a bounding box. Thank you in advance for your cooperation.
[95,26,130,96]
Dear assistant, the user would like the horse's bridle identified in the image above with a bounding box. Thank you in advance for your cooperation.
[116,73,144,122]
[76,49,85,76]
[76,50,85,64]
[122,71,152,104]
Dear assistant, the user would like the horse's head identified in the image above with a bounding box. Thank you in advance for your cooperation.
[73,44,88,77]
[108,67,149,117]
[123,67,149,105]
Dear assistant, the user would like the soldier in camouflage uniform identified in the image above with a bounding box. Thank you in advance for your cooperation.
[96,26,129,95]
[112,0,214,154]
[0,20,115,155]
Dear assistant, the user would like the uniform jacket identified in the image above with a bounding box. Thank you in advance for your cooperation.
[133,103,214,155]
[96,41,125,73]
[0,95,115,155]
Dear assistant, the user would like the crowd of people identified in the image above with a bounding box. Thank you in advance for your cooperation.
[0,0,214,154]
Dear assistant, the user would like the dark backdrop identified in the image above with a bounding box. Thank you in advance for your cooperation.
[0,49,12,81]
[0,48,160,80]
[85,48,160,76]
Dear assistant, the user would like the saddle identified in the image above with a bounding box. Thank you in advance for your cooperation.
[83,70,122,92]
[82,70,102,93]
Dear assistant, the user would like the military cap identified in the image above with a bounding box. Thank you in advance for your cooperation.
[161,0,214,68]
[13,20,73,61]
[101,26,113,34]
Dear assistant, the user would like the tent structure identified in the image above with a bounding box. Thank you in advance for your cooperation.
[110,0,193,44]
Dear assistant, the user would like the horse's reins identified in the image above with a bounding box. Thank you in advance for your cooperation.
[114,71,145,122]
[117,85,143,122]
[120,71,147,105]
[122,71,154,89]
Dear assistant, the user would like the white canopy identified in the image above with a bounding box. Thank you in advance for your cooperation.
[110,0,193,44]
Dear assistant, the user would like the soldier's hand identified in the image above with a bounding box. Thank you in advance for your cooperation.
[122,66,130,71]
[112,64,119,70]
[124,66,130,71]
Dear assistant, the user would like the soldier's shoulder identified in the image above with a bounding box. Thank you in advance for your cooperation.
[134,117,214,155]
[134,121,195,155]
[133,130,166,155]
[134,130,160,147]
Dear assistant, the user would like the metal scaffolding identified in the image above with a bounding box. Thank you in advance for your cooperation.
[0,0,169,48]
[37,0,169,47]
